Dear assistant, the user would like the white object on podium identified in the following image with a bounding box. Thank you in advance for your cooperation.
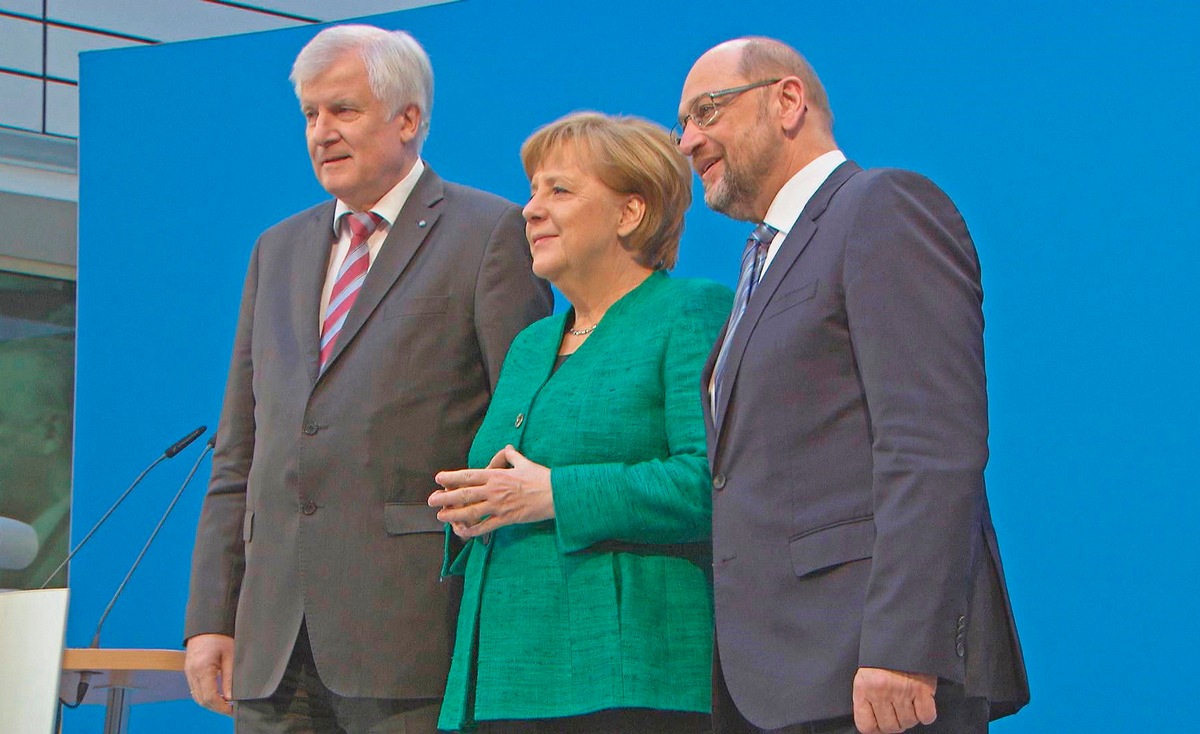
[0,588,70,734]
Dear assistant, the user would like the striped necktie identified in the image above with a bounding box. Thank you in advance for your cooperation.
[320,211,383,370]
[711,221,779,414]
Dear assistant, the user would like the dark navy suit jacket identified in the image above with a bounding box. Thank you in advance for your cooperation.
[703,161,1029,730]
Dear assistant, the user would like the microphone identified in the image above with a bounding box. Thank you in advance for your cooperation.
[165,425,206,458]
[90,435,214,648]
[39,424,207,589]
[0,516,39,571]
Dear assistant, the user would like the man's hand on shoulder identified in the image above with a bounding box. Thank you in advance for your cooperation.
[185,633,235,716]
[852,666,937,734]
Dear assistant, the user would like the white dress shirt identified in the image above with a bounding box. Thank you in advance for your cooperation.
[759,149,847,278]
[319,158,426,327]
[708,150,847,408]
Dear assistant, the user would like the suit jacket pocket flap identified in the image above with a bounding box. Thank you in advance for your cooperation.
[384,502,444,535]
[384,295,450,318]
[789,516,874,578]
[762,279,818,322]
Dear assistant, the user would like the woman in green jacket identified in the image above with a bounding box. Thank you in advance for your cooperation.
[428,112,732,733]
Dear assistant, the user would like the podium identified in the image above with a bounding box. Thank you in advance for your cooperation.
[0,589,189,733]
[60,647,188,734]
[0,589,70,734]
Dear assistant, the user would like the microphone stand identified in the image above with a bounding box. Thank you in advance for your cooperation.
[59,435,213,713]
[40,425,206,589]
[90,436,215,648]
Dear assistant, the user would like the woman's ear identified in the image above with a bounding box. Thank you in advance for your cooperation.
[617,194,646,238]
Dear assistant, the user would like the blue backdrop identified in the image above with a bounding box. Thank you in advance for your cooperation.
[69,0,1199,731]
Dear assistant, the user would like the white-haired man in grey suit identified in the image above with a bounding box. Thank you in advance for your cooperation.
[183,25,551,733]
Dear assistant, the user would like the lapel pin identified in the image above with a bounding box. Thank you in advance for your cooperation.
[418,219,427,228]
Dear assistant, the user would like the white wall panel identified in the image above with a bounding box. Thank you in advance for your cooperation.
[43,80,77,137]
[47,0,297,42]
[0,0,42,16]
[0,15,42,74]
[46,26,143,81]
[0,190,77,264]
[255,0,449,20]
[0,73,42,132]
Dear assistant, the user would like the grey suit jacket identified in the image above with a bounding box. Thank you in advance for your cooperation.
[184,167,553,700]
[703,161,1029,730]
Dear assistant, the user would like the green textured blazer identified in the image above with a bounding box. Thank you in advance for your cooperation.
[438,272,732,731]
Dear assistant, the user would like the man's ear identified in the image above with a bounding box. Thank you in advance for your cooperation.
[395,104,423,143]
[776,76,807,132]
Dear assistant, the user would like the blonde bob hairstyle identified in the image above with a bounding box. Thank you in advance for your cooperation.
[520,112,691,271]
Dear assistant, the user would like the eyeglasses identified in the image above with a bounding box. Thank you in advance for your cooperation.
[670,78,781,144]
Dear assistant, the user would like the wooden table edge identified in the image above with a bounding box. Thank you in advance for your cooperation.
[62,648,186,672]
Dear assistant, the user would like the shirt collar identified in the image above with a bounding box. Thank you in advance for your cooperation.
[763,150,847,235]
[332,158,426,233]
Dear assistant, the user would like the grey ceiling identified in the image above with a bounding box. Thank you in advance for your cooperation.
[0,0,446,137]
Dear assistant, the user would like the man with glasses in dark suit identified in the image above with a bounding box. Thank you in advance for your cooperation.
[675,37,1029,734]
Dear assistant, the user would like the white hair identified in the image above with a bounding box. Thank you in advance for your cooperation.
[290,25,434,149]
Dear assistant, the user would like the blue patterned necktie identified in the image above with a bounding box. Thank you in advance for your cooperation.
[711,222,779,414]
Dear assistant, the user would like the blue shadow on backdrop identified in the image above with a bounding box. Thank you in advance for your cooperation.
[69,0,1198,731]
